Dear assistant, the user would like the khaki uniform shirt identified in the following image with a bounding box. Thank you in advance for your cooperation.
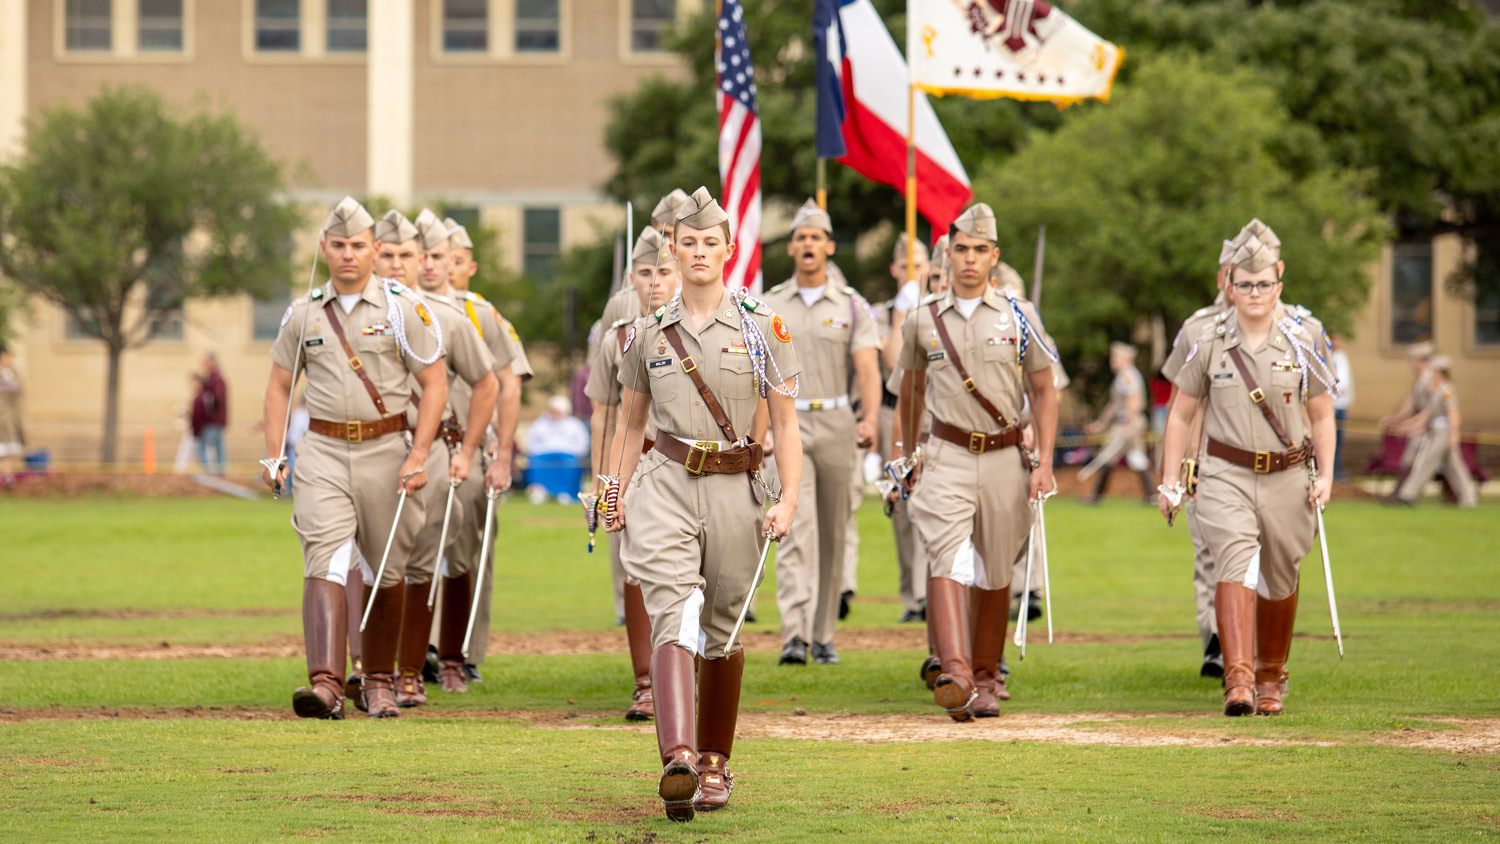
[897,289,1053,432]
[0,364,22,447]
[1173,307,1330,452]
[460,292,532,380]
[761,279,880,402]
[412,291,501,427]
[620,288,801,442]
[1163,300,1229,383]
[270,278,440,422]
[586,316,660,442]
[589,287,639,366]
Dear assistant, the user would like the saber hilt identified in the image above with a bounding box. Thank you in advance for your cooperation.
[259,457,287,499]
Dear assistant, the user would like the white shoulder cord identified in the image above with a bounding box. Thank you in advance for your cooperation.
[385,278,443,367]
[732,288,799,399]
[1275,310,1338,401]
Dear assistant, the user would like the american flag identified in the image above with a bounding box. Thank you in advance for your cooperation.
[716,0,762,292]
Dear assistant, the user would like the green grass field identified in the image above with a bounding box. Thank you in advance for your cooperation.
[1,495,1498,842]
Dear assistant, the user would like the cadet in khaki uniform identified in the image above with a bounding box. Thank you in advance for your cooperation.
[0,345,25,478]
[585,225,679,721]
[386,210,501,708]
[761,200,881,666]
[604,187,802,821]
[432,219,529,690]
[260,197,448,720]
[1159,223,1338,717]
[1392,356,1477,507]
[591,190,691,373]
[1380,341,1435,484]
[895,203,1060,721]
[1160,234,1241,678]
[1079,342,1154,502]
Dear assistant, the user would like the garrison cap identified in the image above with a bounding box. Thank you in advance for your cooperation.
[1218,239,1237,266]
[651,189,690,228]
[1236,218,1281,250]
[1428,354,1451,372]
[443,216,474,250]
[1110,341,1138,359]
[929,234,950,273]
[892,232,929,265]
[790,198,833,235]
[951,203,998,242]
[1229,234,1279,273]
[675,186,730,232]
[414,209,451,251]
[1406,341,1434,360]
[994,262,1024,294]
[322,196,375,238]
[374,210,418,245]
[630,226,670,264]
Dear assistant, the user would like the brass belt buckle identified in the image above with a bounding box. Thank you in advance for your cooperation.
[968,432,986,454]
[1253,451,1271,473]
[685,441,718,476]
[809,400,824,410]
[346,421,364,444]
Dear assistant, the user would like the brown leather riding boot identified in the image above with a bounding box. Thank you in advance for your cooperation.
[1216,583,1257,717]
[1255,590,1299,716]
[437,571,472,693]
[396,580,435,708]
[652,645,699,822]
[695,649,743,812]
[344,576,364,699]
[293,578,348,720]
[920,611,941,689]
[927,577,976,721]
[359,583,404,718]
[970,587,1010,717]
[623,582,655,721]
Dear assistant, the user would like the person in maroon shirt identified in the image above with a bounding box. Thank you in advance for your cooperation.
[197,354,227,474]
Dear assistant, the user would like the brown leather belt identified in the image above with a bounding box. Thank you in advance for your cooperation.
[1206,437,1309,474]
[654,437,763,476]
[930,419,1022,455]
[309,416,409,444]
[642,437,656,454]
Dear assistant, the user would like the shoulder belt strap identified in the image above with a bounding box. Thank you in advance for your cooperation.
[661,323,739,443]
[1226,346,1295,449]
[928,300,1011,429]
[322,300,391,418]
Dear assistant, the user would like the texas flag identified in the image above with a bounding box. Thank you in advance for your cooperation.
[815,0,972,235]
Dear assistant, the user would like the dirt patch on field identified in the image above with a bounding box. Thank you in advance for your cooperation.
[0,472,261,499]
[0,626,1201,662]
[0,608,296,622]
[4,705,1497,754]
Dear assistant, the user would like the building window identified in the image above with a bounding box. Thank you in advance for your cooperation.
[523,208,560,281]
[326,0,366,52]
[630,0,675,52]
[515,0,560,52]
[137,0,184,51]
[149,310,185,341]
[443,0,488,52]
[255,0,300,52]
[252,288,293,342]
[65,0,113,51]
[1390,241,1433,346]
[1476,291,1500,347]
[65,309,102,340]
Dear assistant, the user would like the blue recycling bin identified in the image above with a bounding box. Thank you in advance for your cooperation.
[527,452,586,501]
[23,449,49,472]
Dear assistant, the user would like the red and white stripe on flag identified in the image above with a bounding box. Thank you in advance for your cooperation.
[717,0,762,292]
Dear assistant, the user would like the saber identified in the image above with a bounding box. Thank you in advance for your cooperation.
[1316,503,1344,658]
[724,529,777,658]
[425,479,461,610]
[360,466,425,631]
[462,486,503,659]
[1037,489,1056,644]
[260,246,325,499]
[1013,516,1037,658]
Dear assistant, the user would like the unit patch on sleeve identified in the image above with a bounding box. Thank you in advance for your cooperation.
[771,315,791,343]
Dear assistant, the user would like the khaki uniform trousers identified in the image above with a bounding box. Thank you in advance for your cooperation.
[407,444,463,585]
[909,438,1030,590]
[291,431,426,589]
[775,407,856,647]
[841,436,865,595]
[1396,431,1478,507]
[1195,456,1314,602]
[621,450,765,657]
[1185,497,1217,650]
[879,405,924,612]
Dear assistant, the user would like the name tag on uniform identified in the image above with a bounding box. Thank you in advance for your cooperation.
[305,338,325,347]
[1212,372,1233,380]
[648,358,672,369]
[928,351,946,361]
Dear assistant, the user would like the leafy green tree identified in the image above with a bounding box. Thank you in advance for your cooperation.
[971,53,1388,386]
[0,87,299,463]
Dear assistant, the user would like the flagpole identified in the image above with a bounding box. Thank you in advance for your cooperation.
[905,80,917,284]
[816,158,828,211]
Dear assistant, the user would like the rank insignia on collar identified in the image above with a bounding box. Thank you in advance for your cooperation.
[622,325,637,354]
[415,303,432,326]
[772,314,791,342]
[724,309,735,320]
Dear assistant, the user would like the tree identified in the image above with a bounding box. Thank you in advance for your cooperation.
[970,53,1389,389]
[0,87,299,463]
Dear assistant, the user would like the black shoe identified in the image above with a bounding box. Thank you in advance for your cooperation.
[1200,634,1224,679]
[422,645,440,684]
[1026,591,1043,622]
[779,637,808,666]
[812,642,840,665]
[838,590,854,620]
[615,616,626,626]
[897,608,925,623]
[462,663,482,683]
[745,608,758,623]
[999,655,1010,680]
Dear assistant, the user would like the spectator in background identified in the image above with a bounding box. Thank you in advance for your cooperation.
[173,374,199,473]
[1329,334,1355,482]
[190,374,213,472]
[525,395,591,503]
[0,345,24,478]
[198,352,228,475]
